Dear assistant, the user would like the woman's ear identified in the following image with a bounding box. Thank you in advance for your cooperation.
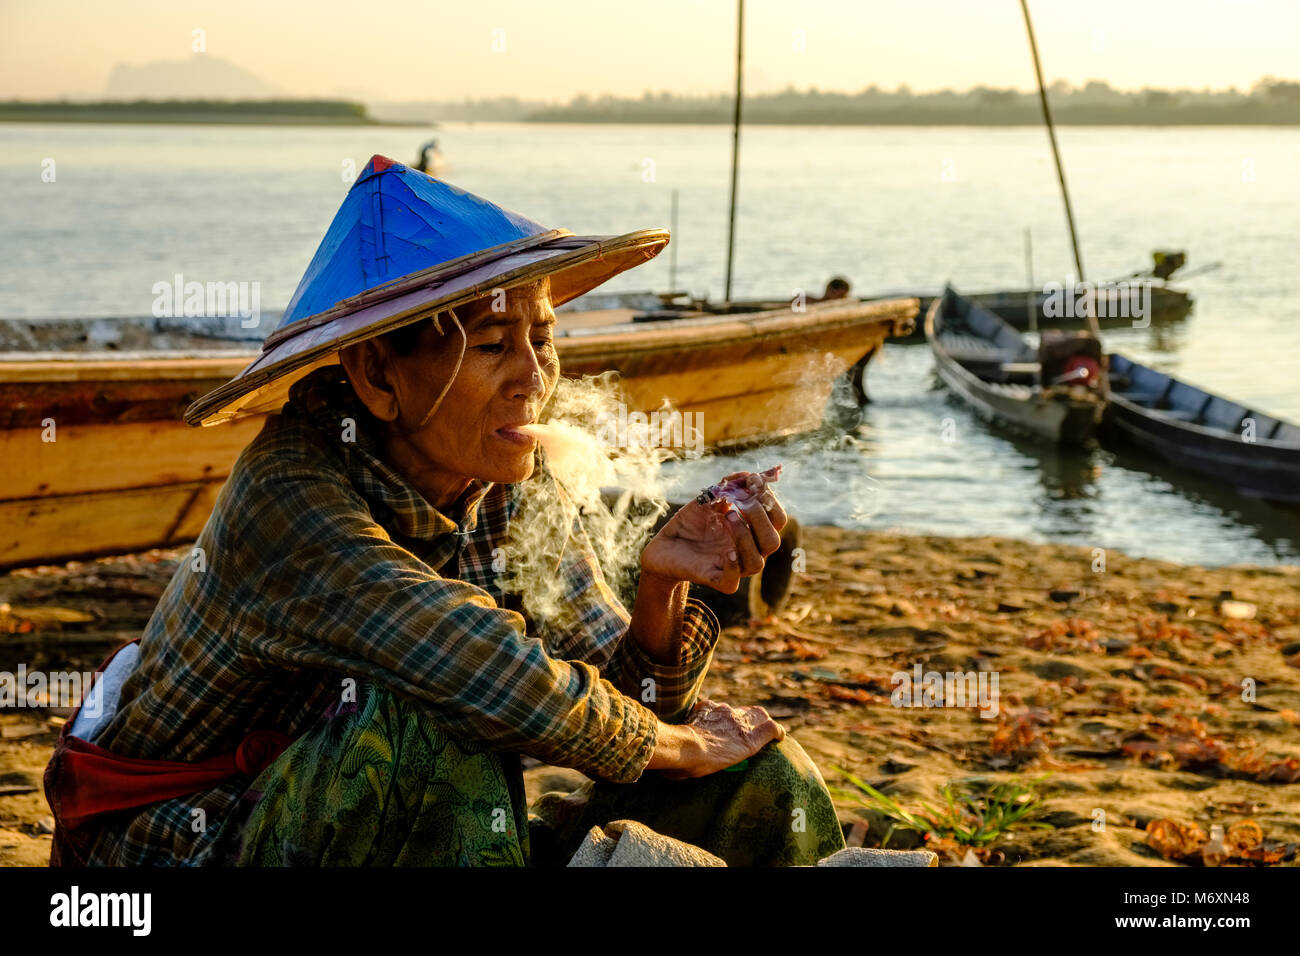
[339,339,401,422]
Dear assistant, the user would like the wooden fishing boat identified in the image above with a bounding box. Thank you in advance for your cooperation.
[1104,353,1300,503]
[925,285,1105,445]
[555,297,914,441]
[967,285,1190,332]
[0,297,916,568]
[887,284,1191,344]
[576,291,908,403]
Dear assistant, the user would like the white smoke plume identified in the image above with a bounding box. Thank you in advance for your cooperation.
[502,373,677,618]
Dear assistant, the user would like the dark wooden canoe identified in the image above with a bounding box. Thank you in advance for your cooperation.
[1104,353,1300,503]
[887,285,1191,343]
[925,285,1105,446]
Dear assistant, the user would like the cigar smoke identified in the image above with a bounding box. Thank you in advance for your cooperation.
[501,372,674,622]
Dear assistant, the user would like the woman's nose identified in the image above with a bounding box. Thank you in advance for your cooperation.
[511,345,548,400]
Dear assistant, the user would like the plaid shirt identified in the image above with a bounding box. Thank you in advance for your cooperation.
[82,367,719,866]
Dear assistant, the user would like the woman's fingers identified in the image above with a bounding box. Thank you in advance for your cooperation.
[734,495,782,557]
[725,472,788,534]
[756,485,788,532]
[720,506,765,576]
[674,700,787,777]
[740,704,785,744]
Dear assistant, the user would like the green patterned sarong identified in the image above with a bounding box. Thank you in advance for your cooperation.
[202,682,844,867]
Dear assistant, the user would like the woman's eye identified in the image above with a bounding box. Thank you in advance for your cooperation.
[473,337,552,354]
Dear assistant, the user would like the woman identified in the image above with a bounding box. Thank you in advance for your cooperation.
[45,156,845,866]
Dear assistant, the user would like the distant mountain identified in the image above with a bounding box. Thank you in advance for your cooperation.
[103,55,281,99]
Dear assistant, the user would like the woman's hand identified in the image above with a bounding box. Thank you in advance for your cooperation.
[640,470,787,595]
[647,699,786,779]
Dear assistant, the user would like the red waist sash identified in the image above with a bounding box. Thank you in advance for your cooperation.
[44,640,292,865]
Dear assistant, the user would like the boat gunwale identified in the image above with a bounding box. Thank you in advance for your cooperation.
[1106,392,1300,456]
[1,299,915,390]
[1107,353,1300,454]
[0,351,258,383]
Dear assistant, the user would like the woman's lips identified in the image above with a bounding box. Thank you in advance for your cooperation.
[495,425,536,446]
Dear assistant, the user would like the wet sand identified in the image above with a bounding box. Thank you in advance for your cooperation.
[3,528,1298,866]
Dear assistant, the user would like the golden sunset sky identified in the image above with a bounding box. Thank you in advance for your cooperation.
[1,0,1294,101]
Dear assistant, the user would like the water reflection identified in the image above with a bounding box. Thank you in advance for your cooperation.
[699,341,1300,567]
[1103,442,1300,559]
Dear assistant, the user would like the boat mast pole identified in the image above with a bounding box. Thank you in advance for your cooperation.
[723,0,744,303]
[1019,0,1096,339]
[1024,227,1037,336]
[670,188,680,293]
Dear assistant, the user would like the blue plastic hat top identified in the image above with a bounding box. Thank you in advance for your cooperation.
[276,155,551,333]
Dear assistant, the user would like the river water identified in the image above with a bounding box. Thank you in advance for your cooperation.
[2,122,1297,565]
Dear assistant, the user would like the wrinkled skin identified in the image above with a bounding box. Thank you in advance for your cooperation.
[339,280,561,508]
[659,699,787,780]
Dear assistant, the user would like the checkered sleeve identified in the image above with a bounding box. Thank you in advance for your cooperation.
[225,460,659,784]
[602,598,720,725]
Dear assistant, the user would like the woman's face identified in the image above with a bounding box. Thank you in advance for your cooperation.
[342,281,561,500]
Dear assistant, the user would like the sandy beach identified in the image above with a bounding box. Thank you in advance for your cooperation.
[3,527,1298,867]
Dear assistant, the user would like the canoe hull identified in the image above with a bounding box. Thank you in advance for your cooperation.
[890,285,1191,343]
[0,298,916,568]
[557,298,915,448]
[933,352,1098,444]
[1106,399,1300,502]
[926,290,1103,446]
[1103,353,1300,503]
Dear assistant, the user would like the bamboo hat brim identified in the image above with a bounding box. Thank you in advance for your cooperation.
[183,228,668,426]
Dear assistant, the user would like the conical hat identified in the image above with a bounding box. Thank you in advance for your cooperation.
[185,154,668,426]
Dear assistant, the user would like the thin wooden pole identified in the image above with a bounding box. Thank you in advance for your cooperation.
[723,0,744,303]
[670,188,679,292]
[1024,227,1037,335]
[1019,0,1095,338]
[1025,226,1040,387]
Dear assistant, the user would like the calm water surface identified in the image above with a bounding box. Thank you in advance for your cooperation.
[2,122,1297,564]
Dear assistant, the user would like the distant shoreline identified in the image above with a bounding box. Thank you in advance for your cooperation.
[7,97,1300,128]
[524,105,1300,127]
[7,113,1300,128]
[528,116,1300,127]
[0,99,417,127]
[523,81,1300,127]
[6,92,1300,127]
[0,114,406,126]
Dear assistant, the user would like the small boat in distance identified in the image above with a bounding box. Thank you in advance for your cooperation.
[1105,354,1300,504]
[876,253,1199,342]
[926,285,1106,445]
[885,284,1191,343]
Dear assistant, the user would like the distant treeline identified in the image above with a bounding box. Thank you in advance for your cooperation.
[0,99,383,124]
[526,78,1300,126]
[371,97,540,124]
[10,80,1300,127]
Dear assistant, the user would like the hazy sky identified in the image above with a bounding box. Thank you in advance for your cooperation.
[2,0,1294,101]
